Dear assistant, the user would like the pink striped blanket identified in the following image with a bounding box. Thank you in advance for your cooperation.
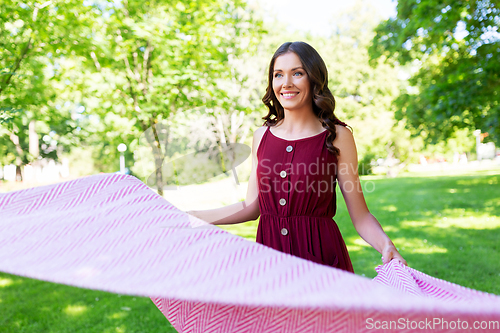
[1,174,499,332]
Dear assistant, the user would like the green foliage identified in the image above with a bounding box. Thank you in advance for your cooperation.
[64,0,263,191]
[358,152,375,175]
[309,1,411,166]
[0,0,98,169]
[0,107,22,125]
[0,0,264,183]
[370,0,500,144]
[2,0,485,180]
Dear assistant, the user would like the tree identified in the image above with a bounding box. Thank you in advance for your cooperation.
[0,0,99,179]
[70,0,262,195]
[310,1,411,174]
[370,0,500,144]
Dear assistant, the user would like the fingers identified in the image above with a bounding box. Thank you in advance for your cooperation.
[382,251,408,266]
[392,251,407,266]
[397,257,408,266]
[381,254,392,265]
[392,254,408,266]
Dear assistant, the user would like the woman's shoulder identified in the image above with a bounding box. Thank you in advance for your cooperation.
[334,123,353,139]
[253,125,268,141]
[333,124,356,158]
[254,125,268,137]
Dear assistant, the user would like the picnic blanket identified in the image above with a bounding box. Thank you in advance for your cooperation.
[1,174,499,332]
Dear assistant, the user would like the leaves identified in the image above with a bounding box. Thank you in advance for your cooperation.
[0,107,23,125]
[0,0,98,169]
[370,0,500,143]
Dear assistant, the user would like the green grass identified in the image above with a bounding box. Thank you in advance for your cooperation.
[1,168,499,332]
[0,275,174,333]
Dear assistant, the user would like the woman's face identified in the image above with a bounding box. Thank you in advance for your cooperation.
[272,52,312,112]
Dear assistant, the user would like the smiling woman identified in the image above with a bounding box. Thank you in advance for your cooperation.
[188,41,407,272]
[272,53,312,113]
[262,41,342,154]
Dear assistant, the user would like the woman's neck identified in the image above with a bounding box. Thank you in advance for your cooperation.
[275,107,324,135]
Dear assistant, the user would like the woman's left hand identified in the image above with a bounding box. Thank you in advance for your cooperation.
[381,244,407,266]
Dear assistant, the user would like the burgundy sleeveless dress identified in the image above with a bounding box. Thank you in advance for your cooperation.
[256,125,354,273]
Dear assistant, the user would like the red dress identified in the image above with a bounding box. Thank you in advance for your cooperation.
[256,125,354,273]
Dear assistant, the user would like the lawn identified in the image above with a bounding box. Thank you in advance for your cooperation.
[1,168,499,332]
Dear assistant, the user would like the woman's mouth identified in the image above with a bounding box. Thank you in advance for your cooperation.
[281,92,299,99]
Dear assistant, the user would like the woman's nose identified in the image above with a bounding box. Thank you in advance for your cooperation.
[283,75,293,87]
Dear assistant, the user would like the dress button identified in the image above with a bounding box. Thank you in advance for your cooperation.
[280,170,287,178]
[279,198,286,206]
[281,228,288,236]
[286,145,293,152]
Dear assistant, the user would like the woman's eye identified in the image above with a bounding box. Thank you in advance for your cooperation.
[294,72,303,76]
[274,73,283,78]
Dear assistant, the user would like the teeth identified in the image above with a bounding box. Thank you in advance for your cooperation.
[282,93,297,97]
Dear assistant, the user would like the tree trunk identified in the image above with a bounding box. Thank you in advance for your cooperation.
[29,120,39,157]
[9,132,24,182]
[15,165,23,182]
[150,120,170,197]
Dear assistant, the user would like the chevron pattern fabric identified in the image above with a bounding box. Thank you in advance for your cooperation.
[1,174,499,332]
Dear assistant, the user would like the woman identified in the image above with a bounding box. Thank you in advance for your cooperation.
[187,41,406,272]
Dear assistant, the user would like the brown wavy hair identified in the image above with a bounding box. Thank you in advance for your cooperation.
[262,41,350,156]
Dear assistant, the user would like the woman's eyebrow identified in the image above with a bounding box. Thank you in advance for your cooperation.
[273,67,304,72]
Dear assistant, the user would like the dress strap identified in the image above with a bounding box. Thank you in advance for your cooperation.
[334,119,349,127]
[256,126,270,159]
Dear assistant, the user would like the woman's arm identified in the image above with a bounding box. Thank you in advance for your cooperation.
[333,125,407,265]
[186,126,266,225]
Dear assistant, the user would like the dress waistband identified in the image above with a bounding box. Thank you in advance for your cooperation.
[260,212,333,220]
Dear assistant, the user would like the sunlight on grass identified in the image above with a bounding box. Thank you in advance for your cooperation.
[381,225,399,232]
[108,312,128,319]
[346,245,364,252]
[484,199,500,211]
[0,278,14,288]
[103,326,127,333]
[401,221,430,227]
[353,238,371,247]
[346,237,372,252]
[381,205,398,212]
[393,238,448,254]
[63,304,88,316]
[413,246,448,254]
[456,177,497,186]
[436,215,500,230]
